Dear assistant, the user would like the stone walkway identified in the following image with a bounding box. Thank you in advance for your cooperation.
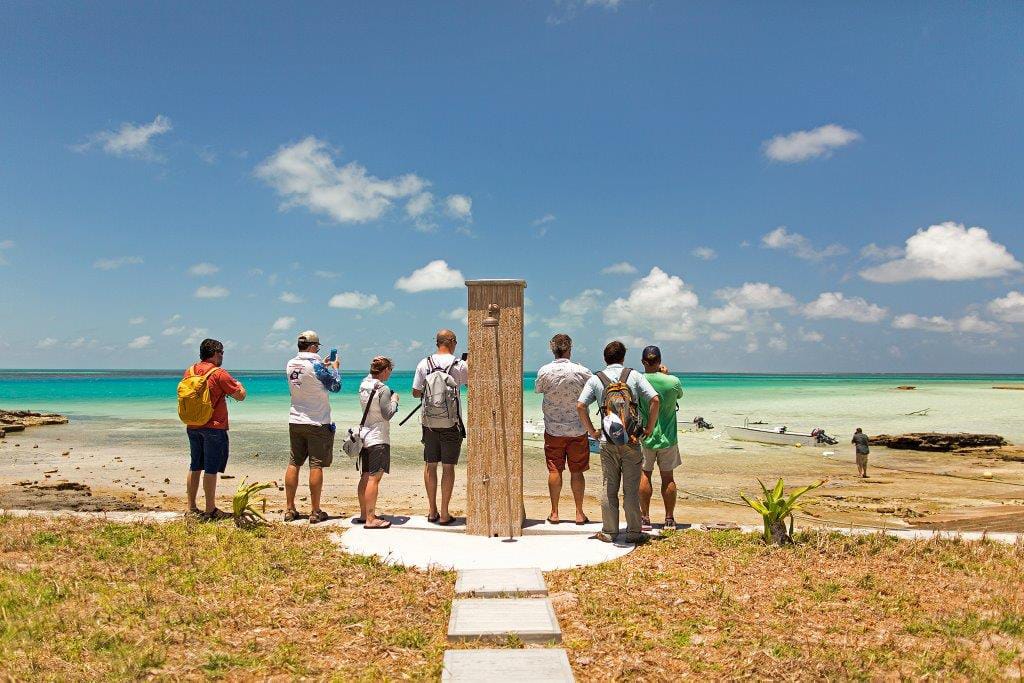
[442,567,574,682]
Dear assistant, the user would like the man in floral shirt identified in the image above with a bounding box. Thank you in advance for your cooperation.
[535,333,593,524]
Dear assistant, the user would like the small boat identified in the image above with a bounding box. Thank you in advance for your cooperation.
[725,425,836,447]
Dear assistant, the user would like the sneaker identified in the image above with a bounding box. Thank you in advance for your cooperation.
[283,509,302,522]
[309,509,329,524]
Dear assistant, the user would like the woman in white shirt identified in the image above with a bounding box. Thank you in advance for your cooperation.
[356,356,400,529]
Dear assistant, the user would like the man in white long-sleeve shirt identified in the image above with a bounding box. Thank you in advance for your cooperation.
[356,356,400,529]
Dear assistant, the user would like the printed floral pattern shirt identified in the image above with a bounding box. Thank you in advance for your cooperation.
[535,358,593,437]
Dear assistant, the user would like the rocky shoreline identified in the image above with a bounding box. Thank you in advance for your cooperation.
[0,409,69,438]
[870,432,1007,451]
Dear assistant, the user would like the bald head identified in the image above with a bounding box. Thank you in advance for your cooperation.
[436,329,457,352]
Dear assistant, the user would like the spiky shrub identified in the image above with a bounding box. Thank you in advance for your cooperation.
[740,478,822,545]
[232,478,274,529]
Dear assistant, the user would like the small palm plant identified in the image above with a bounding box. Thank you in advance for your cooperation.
[740,478,822,545]
[232,478,274,529]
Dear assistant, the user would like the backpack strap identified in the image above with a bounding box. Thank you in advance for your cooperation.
[359,386,379,428]
[619,367,632,383]
[201,365,220,381]
[426,356,436,373]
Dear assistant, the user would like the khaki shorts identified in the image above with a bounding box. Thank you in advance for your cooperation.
[641,443,682,472]
[289,423,335,468]
[856,452,869,467]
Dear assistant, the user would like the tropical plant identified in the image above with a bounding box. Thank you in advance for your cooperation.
[232,478,274,528]
[740,478,823,545]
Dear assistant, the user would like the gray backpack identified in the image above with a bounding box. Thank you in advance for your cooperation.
[421,357,464,432]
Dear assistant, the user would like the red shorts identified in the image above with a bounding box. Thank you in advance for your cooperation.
[544,433,590,474]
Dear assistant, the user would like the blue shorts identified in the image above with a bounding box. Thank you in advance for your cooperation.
[187,428,230,474]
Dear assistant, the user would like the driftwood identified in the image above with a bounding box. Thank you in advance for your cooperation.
[870,432,1007,451]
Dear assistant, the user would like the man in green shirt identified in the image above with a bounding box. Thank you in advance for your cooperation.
[638,346,683,530]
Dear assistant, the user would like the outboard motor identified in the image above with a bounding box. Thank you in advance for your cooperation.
[811,428,838,445]
[693,416,713,430]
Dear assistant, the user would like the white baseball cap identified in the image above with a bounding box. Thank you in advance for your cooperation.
[297,330,320,345]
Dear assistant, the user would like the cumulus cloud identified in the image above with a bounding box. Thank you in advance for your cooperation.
[532,213,556,227]
[803,292,887,323]
[128,335,153,349]
[547,289,603,330]
[162,326,186,336]
[445,194,473,221]
[860,243,904,262]
[93,256,143,270]
[768,337,788,352]
[188,262,219,276]
[182,328,209,347]
[604,268,700,341]
[194,285,230,299]
[447,307,468,326]
[706,302,748,329]
[255,137,430,224]
[860,222,1022,283]
[893,313,1000,334]
[73,115,172,161]
[39,337,58,349]
[601,261,638,275]
[0,239,13,266]
[279,291,304,304]
[691,246,717,261]
[128,316,145,325]
[271,316,296,331]
[762,124,862,163]
[715,282,796,310]
[394,260,464,293]
[988,291,1024,323]
[798,328,824,342]
[328,291,381,309]
[762,227,846,261]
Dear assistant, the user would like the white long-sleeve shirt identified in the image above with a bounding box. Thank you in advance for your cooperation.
[358,374,400,447]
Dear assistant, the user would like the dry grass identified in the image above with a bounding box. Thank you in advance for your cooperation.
[548,530,1024,681]
[0,515,453,681]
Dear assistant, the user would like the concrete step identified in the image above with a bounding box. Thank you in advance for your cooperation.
[442,648,574,681]
[455,567,547,597]
[448,598,562,643]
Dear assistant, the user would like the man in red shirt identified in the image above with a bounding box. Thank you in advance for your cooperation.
[184,338,246,520]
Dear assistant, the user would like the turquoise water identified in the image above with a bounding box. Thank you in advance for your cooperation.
[3,371,1024,460]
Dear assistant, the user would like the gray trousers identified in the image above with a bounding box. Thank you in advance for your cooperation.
[599,442,643,536]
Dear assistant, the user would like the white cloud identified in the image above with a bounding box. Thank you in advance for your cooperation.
[601,261,638,275]
[0,239,12,266]
[314,270,339,279]
[188,262,219,276]
[988,291,1024,323]
[197,147,217,165]
[532,213,556,227]
[798,328,824,342]
[128,316,145,325]
[194,285,230,299]
[447,307,468,326]
[547,289,603,330]
[547,0,623,25]
[93,256,143,270]
[706,302,748,329]
[893,313,1000,335]
[407,340,424,353]
[128,335,153,350]
[803,292,887,323]
[860,222,1022,283]
[328,291,381,309]
[395,260,464,293]
[859,243,904,262]
[406,192,434,218]
[162,326,186,336]
[255,136,429,224]
[272,316,296,331]
[445,194,473,221]
[279,291,304,304]
[768,337,788,352]
[182,328,209,347]
[73,115,172,161]
[715,282,796,310]
[762,227,846,261]
[762,124,861,163]
[604,267,700,341]
[39,337,58,349]
[691,246,717,261]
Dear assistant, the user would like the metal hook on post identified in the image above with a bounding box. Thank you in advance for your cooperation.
[483,303,516,542]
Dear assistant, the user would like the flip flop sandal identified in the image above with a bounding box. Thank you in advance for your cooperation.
[309,510,329,524]
[641,516,653,531]
[664,517,677,530]
[546,516,560,525]
[575,516,591,525]
[365,519,392,529]
[283,509,303,522]
[352,517,366,524]
[437,516,457,526]
[202,508,231,522]
[427,513,440,523]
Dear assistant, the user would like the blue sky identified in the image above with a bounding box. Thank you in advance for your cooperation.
[2,1,1023,372]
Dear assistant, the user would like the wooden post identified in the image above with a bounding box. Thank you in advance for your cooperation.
[465,279,526,537]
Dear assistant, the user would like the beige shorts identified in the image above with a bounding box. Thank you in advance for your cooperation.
[856,452,869,467]
[641,443,682,472]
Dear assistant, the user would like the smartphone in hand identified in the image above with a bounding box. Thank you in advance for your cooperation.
[327,348,338,363]
[461,352,468,362]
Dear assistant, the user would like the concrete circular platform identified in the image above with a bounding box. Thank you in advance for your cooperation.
[329,515,643,571]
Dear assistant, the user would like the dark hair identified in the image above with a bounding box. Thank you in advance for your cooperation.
[642,345,661,365]
[297,341,315,352]
[199,338,224,360]
[550,334,572,358]
[370,356,393,376]
[603,340,626,365]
